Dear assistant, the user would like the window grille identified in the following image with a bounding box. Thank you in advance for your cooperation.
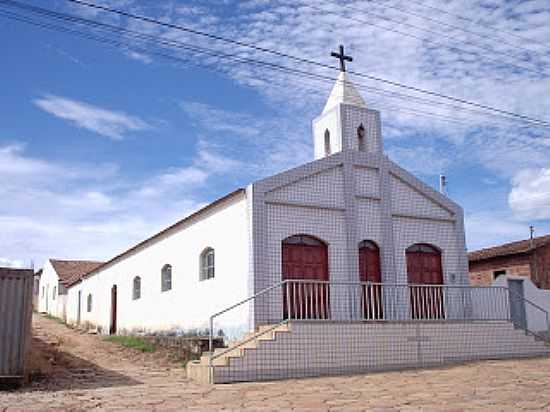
[200,248,215,281]
[161,264,172,292]
[133,276,141,300]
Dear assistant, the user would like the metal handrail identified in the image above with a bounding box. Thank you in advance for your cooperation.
[208,281,516,349]
[207,280,550,377]
[507,287,550,338]
[208,280,286,354]
[210,319,289,361]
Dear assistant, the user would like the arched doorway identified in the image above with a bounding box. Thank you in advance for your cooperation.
[359,240,383,319]
[282,235,329,319]
[406,243,444,319]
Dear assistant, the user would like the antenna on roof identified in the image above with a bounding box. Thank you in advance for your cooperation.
[439,174,447,195]
[530,225,535,248]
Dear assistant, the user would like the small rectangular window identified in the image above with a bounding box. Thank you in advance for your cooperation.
[493,270,506,280]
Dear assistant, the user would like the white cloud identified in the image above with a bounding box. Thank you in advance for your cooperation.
[386,146,451,176]
[181,101,311,176]
[509,168,550,220]
[33,94,150,140]
[465,211,536,251]
[0,144,59,177]
[125,50,152,64]
[63,0,550,181]
[0,257,26,269]
[0,142,229,267]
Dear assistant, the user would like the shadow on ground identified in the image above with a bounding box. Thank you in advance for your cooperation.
[21,336,141,392]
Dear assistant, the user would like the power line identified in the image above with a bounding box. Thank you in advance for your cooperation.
[0,5,547,171]
[58,0,550,128]
[0,5,480,129]
[305,2,550,78]
[402,0,550,51]
[357,0,550,59]
[3,0,548,131]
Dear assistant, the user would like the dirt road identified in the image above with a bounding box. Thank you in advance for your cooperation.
[1,314,550,411]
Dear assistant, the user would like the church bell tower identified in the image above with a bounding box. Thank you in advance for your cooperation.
[312,45,382,160]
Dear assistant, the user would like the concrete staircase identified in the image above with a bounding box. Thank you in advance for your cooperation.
[187,323,291,383]
[187,321,550,384]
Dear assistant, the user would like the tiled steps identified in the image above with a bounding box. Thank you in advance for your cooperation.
[187,321,550,384]
[187,324,291,380]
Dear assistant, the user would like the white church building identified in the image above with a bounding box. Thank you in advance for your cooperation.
[46,51,550,382]
[61,68,467,335]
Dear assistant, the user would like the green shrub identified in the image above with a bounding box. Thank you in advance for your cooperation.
[104,336,156,353]
[43,313,66,325]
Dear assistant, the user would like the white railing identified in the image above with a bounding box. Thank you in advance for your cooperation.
[209,280,550,354]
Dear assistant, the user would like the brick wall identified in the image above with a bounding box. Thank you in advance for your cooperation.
[469,253,532,286]
[532,243,550,289]
[469,244,550,289]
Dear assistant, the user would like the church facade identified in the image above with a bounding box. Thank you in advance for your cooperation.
[64,71,468,336]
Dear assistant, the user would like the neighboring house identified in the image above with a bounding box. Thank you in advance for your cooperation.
[469,234,550,289]
[66,70,468,336]
[32,269,42,310]
[37,259,103,321]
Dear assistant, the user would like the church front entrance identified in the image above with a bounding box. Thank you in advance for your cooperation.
[282,235,329,319]
[406,244,444,319]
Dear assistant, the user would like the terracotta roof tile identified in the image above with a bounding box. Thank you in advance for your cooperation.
[468,234,550,262]
[50,259,104,287]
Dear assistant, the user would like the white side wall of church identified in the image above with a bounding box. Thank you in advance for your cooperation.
[66,194,250,336]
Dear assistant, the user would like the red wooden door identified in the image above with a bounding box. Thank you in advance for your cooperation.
[406,244,444,319]
[282,236,329,319]
[359,241,383,319]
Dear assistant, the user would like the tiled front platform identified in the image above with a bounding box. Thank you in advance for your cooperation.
[188,321,550,384]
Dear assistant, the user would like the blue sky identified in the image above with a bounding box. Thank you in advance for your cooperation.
[1,0,550,268]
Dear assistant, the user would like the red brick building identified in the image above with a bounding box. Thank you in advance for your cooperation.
[469,234,550,289]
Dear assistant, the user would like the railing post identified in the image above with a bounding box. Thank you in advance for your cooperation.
[209,316,213,354]
[208,315,213,384]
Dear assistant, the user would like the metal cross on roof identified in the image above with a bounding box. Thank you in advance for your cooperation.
[331,44,353,72]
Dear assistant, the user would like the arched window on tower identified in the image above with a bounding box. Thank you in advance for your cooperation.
[161,264,172,292]
[133,276,141,300]
[357,124,365,152]
[324,129,331,156]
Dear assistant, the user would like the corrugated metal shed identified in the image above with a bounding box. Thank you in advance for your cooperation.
[0,268,33,386]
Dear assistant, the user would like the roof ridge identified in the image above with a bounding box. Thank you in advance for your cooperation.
[471,233,550,253]
[469,233,550,262]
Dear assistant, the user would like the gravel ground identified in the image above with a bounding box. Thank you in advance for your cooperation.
[1,314,550,411]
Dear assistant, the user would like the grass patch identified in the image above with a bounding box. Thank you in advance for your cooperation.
[43,313,66,325]
[104,336,156,353]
